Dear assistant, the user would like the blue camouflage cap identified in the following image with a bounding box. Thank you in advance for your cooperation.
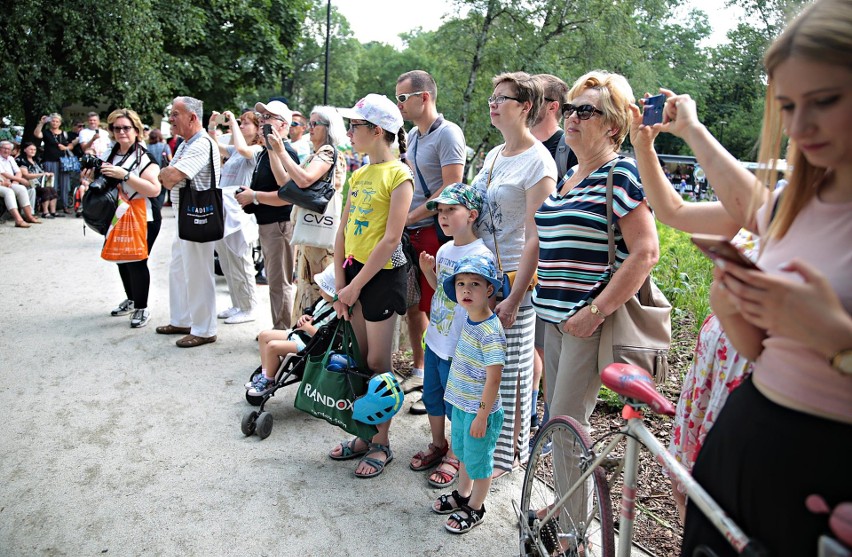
[443,253,501,303]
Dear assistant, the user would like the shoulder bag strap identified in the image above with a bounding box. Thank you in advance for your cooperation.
[410,116,444,200]
[484,149,504,272]
[605,161,617,268]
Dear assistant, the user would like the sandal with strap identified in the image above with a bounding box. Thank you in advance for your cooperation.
[432,489,470,515]
[328,437,370,461]
[445,503,486,534]
[428,456,460,488]
[354,442,393,479]
[410,442,449,471]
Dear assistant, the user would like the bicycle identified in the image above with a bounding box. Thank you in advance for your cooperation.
[517,362,852,557]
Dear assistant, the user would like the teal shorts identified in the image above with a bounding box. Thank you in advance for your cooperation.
[451,406,504,480]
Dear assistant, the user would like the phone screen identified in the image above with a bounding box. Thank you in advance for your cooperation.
[690,234,761,271]
[643,94,666,126]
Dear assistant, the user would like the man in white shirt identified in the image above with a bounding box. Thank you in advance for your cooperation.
[156,96,222,347]
[288,111,311,164]
[75,112,111,157]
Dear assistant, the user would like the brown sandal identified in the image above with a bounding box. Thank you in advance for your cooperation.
[428,456,460,488]
[156,324,191,335]
[410,442,449,471]
[176,334,217,348]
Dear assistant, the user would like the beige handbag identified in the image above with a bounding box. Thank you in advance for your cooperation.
[597,161,672,383]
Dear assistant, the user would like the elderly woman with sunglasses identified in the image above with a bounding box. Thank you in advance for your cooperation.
[271,107,348,322]
[531,71,659,532]
[470,72,557,479]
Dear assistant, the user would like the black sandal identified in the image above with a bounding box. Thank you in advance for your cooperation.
[432,489,470,515]
[445,503,486,534]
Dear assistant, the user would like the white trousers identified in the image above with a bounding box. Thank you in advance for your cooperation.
[169,226,217,337]
[0,183,30,210]
[214,238,257,313]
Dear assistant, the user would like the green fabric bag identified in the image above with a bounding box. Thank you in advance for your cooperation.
[293,320,378,439]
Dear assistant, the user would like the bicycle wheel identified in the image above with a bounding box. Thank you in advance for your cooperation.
[519,416,614,557]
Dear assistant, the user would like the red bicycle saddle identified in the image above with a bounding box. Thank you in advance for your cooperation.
[601,363,676,416]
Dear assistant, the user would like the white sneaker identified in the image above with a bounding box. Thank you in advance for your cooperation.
[217,307,239,319]
[111,299,135,317]
[130,308,150,329]
[225,310,255,324]
[400,373,424,393]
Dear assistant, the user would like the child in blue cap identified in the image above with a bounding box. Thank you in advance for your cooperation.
[431,254,506,534]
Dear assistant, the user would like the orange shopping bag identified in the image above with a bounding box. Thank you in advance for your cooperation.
[101,190,148,263]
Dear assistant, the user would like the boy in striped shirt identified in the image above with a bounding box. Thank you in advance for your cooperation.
[431,254,506,534]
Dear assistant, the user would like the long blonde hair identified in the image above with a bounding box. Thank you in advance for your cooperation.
[756,0,852,239]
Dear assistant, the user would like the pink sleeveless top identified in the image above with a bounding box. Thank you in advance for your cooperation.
[754,192,852,424]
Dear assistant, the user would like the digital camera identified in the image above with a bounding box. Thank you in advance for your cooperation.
[80,154,118,190]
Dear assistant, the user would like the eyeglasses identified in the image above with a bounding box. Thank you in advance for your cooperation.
[487,95,521,106]
[396,91,426,103]
[308,121,327,129]
[348,122,374,132]
[110,126,135,133]
[562,104,604,120]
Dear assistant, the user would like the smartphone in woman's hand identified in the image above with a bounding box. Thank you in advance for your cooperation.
[691,234,761,271]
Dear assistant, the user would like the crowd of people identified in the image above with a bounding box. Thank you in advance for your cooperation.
[7,0,851,551]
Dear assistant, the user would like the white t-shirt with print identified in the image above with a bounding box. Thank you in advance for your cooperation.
[425,238,495,360]
[472,142,556,271]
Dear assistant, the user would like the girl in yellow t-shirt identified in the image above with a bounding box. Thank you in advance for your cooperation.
[328,94,414,479]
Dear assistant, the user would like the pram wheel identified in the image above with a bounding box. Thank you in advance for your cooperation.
[241,410,258,436]
[255,412,273,439]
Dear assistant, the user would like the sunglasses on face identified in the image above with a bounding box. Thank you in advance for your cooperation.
[110,126,135,133]
[562,104,604,120]
[308,121,327,129]
[395,91,426,103]
[290,121,303,127]
[259,113,287,123]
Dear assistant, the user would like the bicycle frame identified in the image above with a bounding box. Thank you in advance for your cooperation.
[536,402,764,557]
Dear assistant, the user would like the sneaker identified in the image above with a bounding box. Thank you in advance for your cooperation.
[255,274,268,286]
[217,307,239,319]
[224,310,254,324]
[245,374,262,390]
[130,308,150,328]
[247,376,275,396]
[111,299,135,316]
[399,373,424,394]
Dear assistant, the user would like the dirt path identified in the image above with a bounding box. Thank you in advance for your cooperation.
[0,210,526,556]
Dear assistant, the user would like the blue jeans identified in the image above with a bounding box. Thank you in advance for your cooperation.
[423,345,453,418]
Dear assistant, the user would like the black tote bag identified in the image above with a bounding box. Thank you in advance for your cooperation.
[178,136,224,243]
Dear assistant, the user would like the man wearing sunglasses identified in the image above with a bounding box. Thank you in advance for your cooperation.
[289,110,311,164]
[394,70,467,415]
[234,100,301,330]
[532,74,578,182]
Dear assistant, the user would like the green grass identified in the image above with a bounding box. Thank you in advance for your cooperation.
[653,222,715,334]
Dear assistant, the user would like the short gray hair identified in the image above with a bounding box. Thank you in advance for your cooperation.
[310,106,347,148]
[174,96,204,120]
[0,141,13,148]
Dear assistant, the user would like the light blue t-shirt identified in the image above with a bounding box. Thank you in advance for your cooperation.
[424,238,495,360]
[444,313,506,415]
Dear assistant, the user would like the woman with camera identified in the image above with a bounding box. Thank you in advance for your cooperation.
[82,108,162,329]
[272,105,347,323]
[33,113,74,214]
[207,109,262,325]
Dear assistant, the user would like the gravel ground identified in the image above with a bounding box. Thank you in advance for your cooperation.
[0,210,529,557]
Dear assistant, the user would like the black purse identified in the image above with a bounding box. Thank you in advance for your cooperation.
[177,136,224,243]
[276,150,337,214]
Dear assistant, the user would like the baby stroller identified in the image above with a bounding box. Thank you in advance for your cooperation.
[241,316,342,440]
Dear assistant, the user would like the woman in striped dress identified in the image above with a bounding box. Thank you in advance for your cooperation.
[532,71,659,524]
[471,72,557,477]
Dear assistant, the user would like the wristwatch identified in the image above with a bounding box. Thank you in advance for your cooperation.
[252,191,259,205]
[589,303,606,318]
[121,172,130,183]
[478,401,485,409]
[830,349,852,374]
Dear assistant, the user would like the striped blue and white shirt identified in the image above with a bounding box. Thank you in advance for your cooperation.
[532,157,646,324]
[444,313,506,415]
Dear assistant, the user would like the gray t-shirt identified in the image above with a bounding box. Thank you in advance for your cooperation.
[472,142,556,271]
[406,116,466,229]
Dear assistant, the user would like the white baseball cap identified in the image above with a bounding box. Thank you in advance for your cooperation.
[338,94,403,134]
[255,100,293,123]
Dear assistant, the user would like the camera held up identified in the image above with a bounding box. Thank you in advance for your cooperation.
[79,154,119,190]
